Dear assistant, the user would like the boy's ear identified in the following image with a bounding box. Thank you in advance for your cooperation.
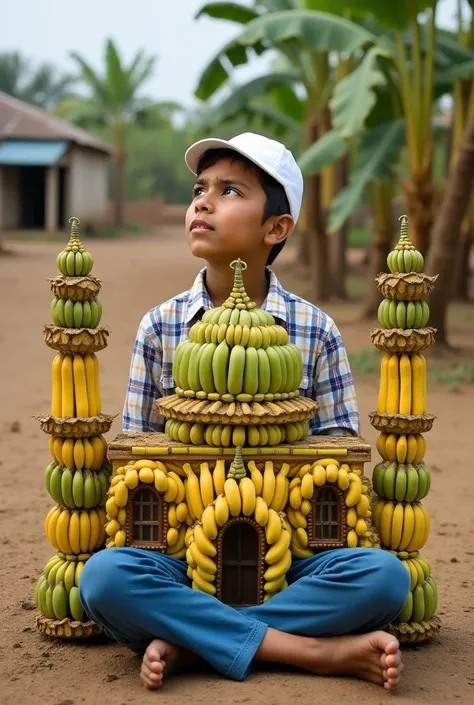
[263,214,295,247]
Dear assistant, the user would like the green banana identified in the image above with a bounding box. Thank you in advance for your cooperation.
[396,301,406,329]
[415,465,430,500]
[239,309,251,327]
[72,468,84,507]
[52,582,69,620]
[49,464,64,505]
[83,471,96,509]
[243,347,258,395]
[388,300,398,328]
[423,579,437,620]
[66,251,76,276]
[218,308,232,326]
[54,299,66,327]
[420,300,430,327]
[382,462,396,500]
[73,301,83,328]
[394,467,407,502]
[177,341,194,389]
[97,470,109,506]
[64,299,74,328]
[188,342,204,391]
[280,345,295,392]
[199,342,217,394]
[403,249,413,273]
[61,467,75,508]
[398,591,413,623]
[411,585,425,623]
[69,586,85,621]
[212,341,230,395]
[266,346,282,394]
[82,301,92,328]
[257,347,271,394]
[44,461,56,495]
[227,345,246,395]
[405,465,419,503]
[406,302,416,329]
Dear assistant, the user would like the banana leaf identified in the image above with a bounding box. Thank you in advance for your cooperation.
[298,128,347,174]
[303,0,437,31]
[195,2,259,23]
[327,119,405,232]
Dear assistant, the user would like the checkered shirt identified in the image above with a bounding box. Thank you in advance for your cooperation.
[123,268,360,436]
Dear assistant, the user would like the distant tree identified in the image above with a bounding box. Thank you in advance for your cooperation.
[0,52,75,109]
[63,39,183,227]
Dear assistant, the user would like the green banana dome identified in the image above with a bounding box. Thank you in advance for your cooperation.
[56,217,94,277]
[172,258,304,404]
[387,215,424,274]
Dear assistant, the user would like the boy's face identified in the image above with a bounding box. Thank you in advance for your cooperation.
[185,157,276,265]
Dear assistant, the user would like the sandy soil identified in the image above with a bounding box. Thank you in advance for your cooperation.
[1,230,473,705]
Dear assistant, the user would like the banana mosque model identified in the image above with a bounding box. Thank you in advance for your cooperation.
[33,216,440,644]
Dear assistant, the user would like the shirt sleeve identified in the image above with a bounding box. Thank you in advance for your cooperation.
[122,315,164,433]
[311,322,360,436]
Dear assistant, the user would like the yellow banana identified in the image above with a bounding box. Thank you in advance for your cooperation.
[261,461,276,505]
[396,435,408,464]
[91,353,102,414]
[240,477,256,516]
[61,355,75,416]
[291,543,314,560]
[192,569,216,596]
[201,505,218,539]
[79,510,91,553]
[390,503,404,549]
[265,509,282,544]
[248,461,263,496]
[190,540,217,575]
[199,463,215,507]
[255,496,269,526]
[212,459,226,496]
[56,509,72,554]
[406,434,418,464]
[61,438,74,468]
[289,482,302,510]
[224,478,241,516]
[194,524,217,557]
[379,500,394,547]
[270,463,290,511]
[46,506,61,549]
[90,436,105,470]
[385,434,397,461]
[414,434,426,464]
[345,476,362,507]
[411,354,426,414]
[84,354,98,416]
[183,463,204,519]
[263,550,291,582]
[68,510,81,554]
[214,494,230,526]
[406,503,427,552]
[312,464,326,486]
[377,353,390,413]
[398,502,415,550]
[386,354,400,415]
[51,354,63,416]
[399,354,412,414]
[168,471,185,503]
[73,354,89,417]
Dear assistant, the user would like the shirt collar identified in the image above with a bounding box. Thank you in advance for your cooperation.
[184,267,288,325]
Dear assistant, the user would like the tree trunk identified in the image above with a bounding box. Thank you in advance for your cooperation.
[426,116,474,346]
[113,122,125,229]
[329,155,349,300]
[306,114,331,302]
[362,181,394,319]
[403,161,434,256]
[452,220,473,300]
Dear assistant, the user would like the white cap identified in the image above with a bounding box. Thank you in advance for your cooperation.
[185,132,304,223]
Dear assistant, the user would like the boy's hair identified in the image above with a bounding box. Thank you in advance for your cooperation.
[196,148,291,266]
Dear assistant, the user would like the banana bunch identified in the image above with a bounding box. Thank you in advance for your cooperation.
[51,297,102,329]
[398,575,438,624]
[376,432,425,464]
[377,353,427,415]
[173,338,303,400]
[56,217,94,277]
[35,554,87,622]
[263,518,292,598]
[165,419,309,447]
[45,505,107,554]
[372,461,431,502]
[377,300,429,330]
[45,461,109,508]
[49,435,108,470]
[387,220,424,273]
[372,499,430,552]
[51,352,101,417]
[400,554,432,591]
[190,311,288,346]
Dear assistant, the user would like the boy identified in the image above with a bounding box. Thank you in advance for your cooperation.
[79,133,408,691]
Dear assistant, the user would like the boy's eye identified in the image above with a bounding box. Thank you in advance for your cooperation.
[224,186,239,196]
[193,186,204,198]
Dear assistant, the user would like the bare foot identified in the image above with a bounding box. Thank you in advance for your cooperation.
[140,639,182,690]
[308,631,403,690]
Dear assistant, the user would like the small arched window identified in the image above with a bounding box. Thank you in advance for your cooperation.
[128,486,164,549]
[309,486,346,548]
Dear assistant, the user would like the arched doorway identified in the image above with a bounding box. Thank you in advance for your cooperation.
[218,519,264,607]
[127,486,165,550]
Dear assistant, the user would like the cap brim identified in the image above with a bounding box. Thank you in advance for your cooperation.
[185,137,271,178]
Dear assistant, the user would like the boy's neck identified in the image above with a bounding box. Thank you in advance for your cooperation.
[204,263,269,308]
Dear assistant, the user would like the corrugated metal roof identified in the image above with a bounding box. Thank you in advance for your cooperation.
[0,139,68,166]
[0,92,112,154]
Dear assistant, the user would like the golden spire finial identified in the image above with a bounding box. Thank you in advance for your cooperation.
[223,258,256,310]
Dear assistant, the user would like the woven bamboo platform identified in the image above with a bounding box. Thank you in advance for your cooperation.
[44,325,109,354]
[371,327,436,353]
[156,395,317,425]
[49,274,101,301]
[376,272,438,301]
[369,411,435,434]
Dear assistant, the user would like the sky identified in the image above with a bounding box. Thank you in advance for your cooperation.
[2,0,470,108]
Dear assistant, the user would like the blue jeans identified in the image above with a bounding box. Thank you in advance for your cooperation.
[79,547,409,681]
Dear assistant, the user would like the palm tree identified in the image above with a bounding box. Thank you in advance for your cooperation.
[68,39,167,228]
[0,52,75,109]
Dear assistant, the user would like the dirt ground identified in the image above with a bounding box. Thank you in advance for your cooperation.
[1,230,473,705]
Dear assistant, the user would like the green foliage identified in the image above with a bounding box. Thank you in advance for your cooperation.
[0,52,76,109]
[298,129,347,174]
[195,2,259,23]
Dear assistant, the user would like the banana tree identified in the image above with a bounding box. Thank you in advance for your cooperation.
[195,1,389,300]
[67,40,159,228]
